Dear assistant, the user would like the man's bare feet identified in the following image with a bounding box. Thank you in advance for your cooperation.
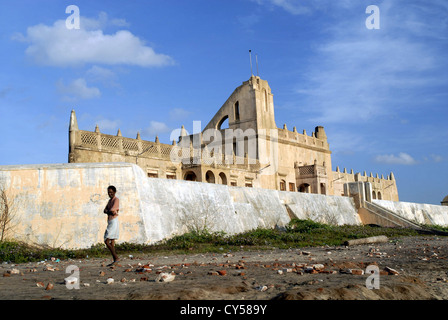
[107,258,120,267]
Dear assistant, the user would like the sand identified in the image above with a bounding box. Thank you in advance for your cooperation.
[1,236,448,300]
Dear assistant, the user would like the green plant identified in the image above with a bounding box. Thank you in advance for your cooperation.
[0,221,441,263]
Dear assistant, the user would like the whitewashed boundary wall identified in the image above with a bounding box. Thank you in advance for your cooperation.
[373,199,448,227]
[0,162,362,249]
[1,163,446,249]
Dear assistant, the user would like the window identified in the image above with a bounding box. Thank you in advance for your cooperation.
[206,170,215,183]
[217,115,229,130]
[280,180,286,191]
[219,172,227,185]
[263,89,268,112]
[147,170,158,178]
[289,183,295,192]
[320,183,326,195]
[234,101,240,121]
[166,173,176,179]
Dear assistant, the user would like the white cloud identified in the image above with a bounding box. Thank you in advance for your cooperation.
[374,152,418,165]
[326,130,366,155]
[57,78,100,100]
[293,2,446,125]
[81,12,130,30]
[143,121,171,137]
[260,0,310,15]
[297,38,437,124]
[430,154,443,163]
[95,118,120,132]
[169,108,192,121]
[85,65,119,87]
[16,14,173,67]
[251,0,356,15]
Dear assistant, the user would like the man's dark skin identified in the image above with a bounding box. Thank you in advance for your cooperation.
[104,187,119,265]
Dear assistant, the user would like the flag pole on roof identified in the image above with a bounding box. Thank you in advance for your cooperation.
[249,50,253,76]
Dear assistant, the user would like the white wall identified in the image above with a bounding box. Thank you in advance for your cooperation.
[373,199,448,227]
[4,162,443,250]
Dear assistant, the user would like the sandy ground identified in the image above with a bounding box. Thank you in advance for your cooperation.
[1,235,448,301]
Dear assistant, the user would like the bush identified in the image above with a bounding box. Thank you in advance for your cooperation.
[0,221,437,263]
[286,219,330,233]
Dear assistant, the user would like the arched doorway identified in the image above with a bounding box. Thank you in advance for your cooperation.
[184,171,197,181]
[219,172,227,185]
[320,183,326,195]
[298,183,311,193]
[205,170,215,183]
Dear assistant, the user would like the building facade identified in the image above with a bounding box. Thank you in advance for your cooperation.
[68,75,399,201]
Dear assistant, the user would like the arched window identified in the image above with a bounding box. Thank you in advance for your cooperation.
[205,170,215,183]
[263,89,268,112]
[280,180,286,191]
[372,191,377,200]
[219,172,227,185]
[377,191,382,200]
[234,101,240,121]
[217,115,229,130]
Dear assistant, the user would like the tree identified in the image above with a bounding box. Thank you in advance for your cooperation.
[0,184,16,241]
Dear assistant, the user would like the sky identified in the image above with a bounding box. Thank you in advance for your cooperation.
[0,0,447,205]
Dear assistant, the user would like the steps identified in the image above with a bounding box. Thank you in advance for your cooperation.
[361,200,448,235]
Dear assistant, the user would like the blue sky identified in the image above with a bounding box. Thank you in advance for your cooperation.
[0,0,447,205]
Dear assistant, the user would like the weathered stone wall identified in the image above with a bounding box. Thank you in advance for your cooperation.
[279,191,361,226]
[0,163,148,249]
[0,162,361,249]
[373,199,448,227]
[2,162,444,250]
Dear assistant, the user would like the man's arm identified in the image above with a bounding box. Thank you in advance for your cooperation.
[109,198,119,216]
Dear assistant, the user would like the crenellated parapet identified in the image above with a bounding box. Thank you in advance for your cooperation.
[276,125,330,152]
[332,166,398,201]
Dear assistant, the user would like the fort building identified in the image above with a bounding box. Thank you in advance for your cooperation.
[442,195,448,206]
[68,75,399,201]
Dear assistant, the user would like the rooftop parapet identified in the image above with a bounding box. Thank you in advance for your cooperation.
[333,166,396,182]
[276,125,329,150]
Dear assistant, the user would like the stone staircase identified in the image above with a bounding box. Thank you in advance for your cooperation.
[345,181,448,235]
[362,200,422,229]
[361,200,448,235]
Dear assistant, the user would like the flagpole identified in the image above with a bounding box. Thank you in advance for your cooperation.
[249,50,253,76]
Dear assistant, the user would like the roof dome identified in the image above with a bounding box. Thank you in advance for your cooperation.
[442,195,448,206]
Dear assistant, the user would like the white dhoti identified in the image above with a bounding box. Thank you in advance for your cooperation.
[104,218,119,241]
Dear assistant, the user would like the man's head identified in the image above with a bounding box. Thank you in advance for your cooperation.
[107,185,117,198]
